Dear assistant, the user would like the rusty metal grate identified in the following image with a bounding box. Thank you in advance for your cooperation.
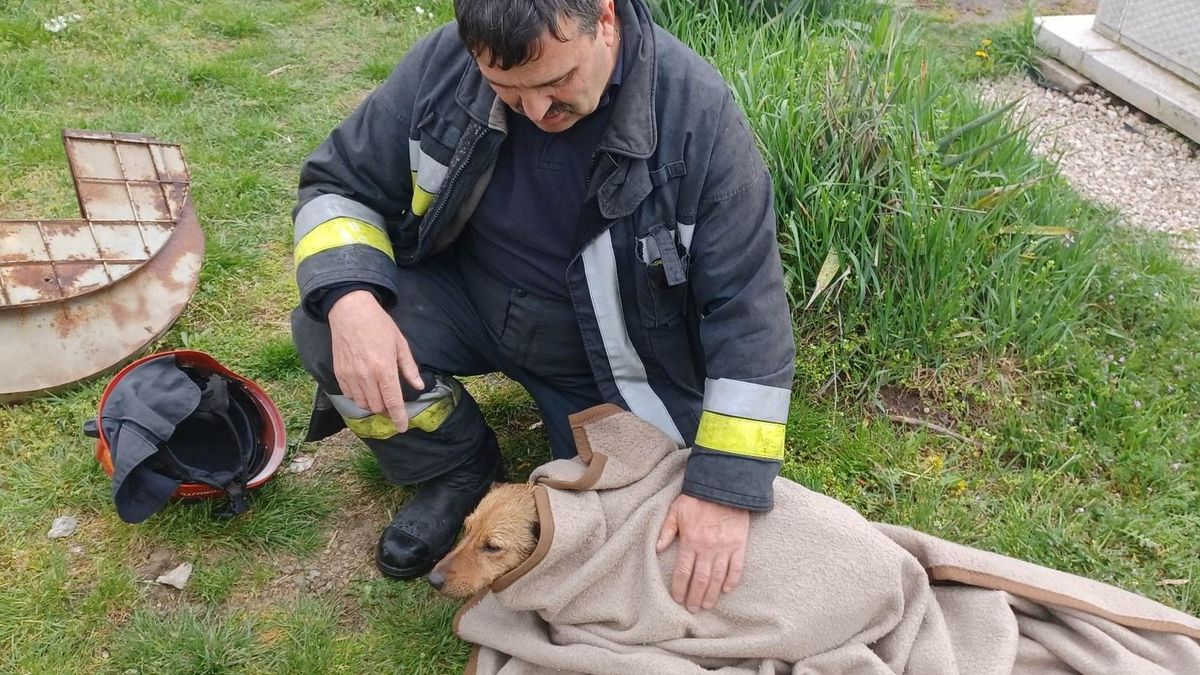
[0,130,190,308]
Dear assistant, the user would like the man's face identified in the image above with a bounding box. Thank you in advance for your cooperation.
[476,1,619,133]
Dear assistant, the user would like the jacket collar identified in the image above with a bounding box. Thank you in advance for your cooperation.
[454,0,657,159]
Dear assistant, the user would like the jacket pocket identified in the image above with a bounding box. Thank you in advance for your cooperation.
[635,221,690,328]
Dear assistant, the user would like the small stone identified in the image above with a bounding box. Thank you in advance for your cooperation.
[281,565,295,574]
[155,562,193,590]
[308,569,321,578]
[287,455,315,474]
[47,515,77,539]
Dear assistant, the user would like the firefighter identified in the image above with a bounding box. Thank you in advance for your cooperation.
[290,0,794,613]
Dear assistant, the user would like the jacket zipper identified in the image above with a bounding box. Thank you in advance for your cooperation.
[414,124,486,260]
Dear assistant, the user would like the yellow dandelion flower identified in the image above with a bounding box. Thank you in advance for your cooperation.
[975,49,990,60]
[981,38,993,47]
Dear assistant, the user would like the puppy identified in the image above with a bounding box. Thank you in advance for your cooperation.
[427,482,539,598]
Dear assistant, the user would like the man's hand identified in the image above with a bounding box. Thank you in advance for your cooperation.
[655,494,749,613]
[327,290,424,431]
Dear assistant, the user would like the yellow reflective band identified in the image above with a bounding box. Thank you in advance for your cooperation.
[343,414,398,440]
[294,217,394,266]
[340,399,455,439]
[409,396,454,432]
[411,172,435,216]
[694,411,786,461]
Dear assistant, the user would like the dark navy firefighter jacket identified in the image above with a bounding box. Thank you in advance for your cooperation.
[291,0,795,511]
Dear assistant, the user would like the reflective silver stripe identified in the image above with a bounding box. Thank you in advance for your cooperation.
[703,378,791,423]
[408,139,449,194]
[408,138,420,170]
[678,222,695,253]
[581,230,685,447]
[327,387,447,420]
[294,194,386,243]
[636,234,661,265]
[637,223,696,264]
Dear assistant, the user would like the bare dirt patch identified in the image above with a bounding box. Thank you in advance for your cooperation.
[133,547,193,609]
[879,385,956,428]
[225,431,401,611]
[918,0,1096,23]
[875,358,1027,443]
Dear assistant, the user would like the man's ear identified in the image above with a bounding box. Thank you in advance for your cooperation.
[600,0,618,39]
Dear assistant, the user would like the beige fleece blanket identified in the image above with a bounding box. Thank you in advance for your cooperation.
[454,405,1200,674]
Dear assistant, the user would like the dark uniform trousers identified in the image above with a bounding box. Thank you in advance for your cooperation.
[290,244,603,485]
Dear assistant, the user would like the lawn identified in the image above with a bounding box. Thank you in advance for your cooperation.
[1,0,1197,672]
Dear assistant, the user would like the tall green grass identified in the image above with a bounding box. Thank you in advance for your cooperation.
[653,9,1199,617]
[655,1,1108,392]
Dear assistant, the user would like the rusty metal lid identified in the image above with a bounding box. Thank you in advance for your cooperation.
[1,131,189,307]
[0,130,204,404]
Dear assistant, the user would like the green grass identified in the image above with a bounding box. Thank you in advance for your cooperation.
[2,0,1198,671]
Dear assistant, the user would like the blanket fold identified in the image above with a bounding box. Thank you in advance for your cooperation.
[454,405,1200,674]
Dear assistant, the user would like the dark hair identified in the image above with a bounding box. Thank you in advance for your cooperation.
[455,0,603,70]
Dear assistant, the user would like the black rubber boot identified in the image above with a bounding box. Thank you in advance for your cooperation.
[375,431,504,580]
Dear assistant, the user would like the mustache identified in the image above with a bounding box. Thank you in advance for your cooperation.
[514,101,578,118]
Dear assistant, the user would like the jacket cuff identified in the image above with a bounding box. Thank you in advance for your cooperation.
[313,282,386,322]
[681,448,779,512]
[296,245,400,323]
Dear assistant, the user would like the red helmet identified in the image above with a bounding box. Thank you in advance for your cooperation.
[89,350,286,520]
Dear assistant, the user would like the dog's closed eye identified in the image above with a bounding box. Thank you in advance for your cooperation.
[482,540,502,554]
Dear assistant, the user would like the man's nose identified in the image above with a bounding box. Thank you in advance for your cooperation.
[427,569,445,590]
[521,95,554,121]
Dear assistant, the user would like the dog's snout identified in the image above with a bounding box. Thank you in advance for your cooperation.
[427,569,446,590]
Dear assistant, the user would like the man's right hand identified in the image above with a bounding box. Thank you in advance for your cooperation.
[327,290,425,432]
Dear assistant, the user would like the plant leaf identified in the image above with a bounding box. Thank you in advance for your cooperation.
[935,99,1020,153]
[999,225,1075,236]
[806,247,841,310]
[941,126,1027,168]
[968,177,1043,210]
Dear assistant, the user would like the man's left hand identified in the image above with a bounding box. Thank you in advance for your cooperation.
[655,494,749,613]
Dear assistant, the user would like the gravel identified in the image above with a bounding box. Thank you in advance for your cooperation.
[979,76,1200,263]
